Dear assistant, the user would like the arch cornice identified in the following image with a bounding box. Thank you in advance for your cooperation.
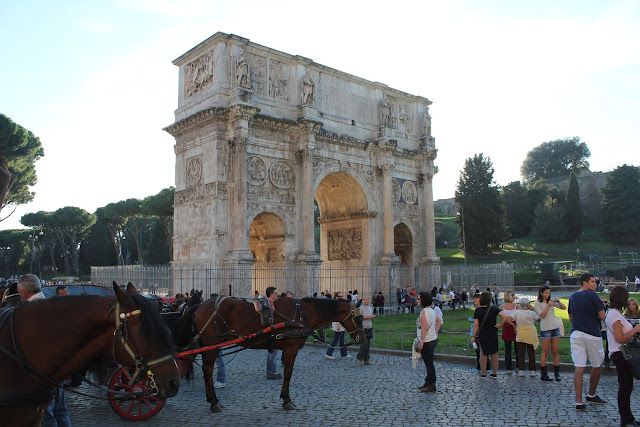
[164,107,229,138]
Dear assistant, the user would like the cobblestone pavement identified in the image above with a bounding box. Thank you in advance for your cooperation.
[67,346,639,427]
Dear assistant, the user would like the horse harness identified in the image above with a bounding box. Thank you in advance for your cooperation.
[111,301,175,394]
[195,298,363,352]
[0,301,176,408]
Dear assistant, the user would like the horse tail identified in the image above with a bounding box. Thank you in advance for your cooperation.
[175,306,197,349]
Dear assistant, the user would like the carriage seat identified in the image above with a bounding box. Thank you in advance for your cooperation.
[253,298,274,327]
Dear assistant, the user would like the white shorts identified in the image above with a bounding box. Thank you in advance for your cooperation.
[570,331,605,368]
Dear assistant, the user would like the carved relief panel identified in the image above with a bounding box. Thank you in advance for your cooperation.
[247,156,267,185]
[247,54,267,96]
[392,179,401,203]
[393,178,418,205]
[186,155,203,187]
[184,51,215,98]
[327,228,362,261]
[269,59,290,101]
[399,101,413,133]
[269,161,293,189]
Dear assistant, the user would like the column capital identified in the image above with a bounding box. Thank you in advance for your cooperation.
[296,148,313,165]
[229,104,260,122]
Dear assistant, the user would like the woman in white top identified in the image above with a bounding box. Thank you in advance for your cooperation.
[605,286,640,427]
[534,285,566,381]
[416,292,442,393]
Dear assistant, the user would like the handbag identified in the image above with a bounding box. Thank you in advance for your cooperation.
[621,335,640,379]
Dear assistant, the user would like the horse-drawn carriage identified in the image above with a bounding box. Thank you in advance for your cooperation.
[0,283,365,423]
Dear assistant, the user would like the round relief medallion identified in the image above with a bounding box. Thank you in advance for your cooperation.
[269,161,293,189]
[247,156,267,185]
[392,179,401,203]
[186,156,202,186]
[402,181,417,204]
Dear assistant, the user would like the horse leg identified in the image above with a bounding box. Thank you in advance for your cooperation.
[202,351,222,412]
[280,345,299,410]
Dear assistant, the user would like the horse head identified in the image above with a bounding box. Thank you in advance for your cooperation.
[112,282,180,400]
[339,300,366,344]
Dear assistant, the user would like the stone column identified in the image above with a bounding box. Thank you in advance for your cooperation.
[294,120,322,297]
[225,105,258,266]
[382,163,395,256]
[418,146,441,291]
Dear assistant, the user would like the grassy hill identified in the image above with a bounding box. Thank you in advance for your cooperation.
[434,208,639,284]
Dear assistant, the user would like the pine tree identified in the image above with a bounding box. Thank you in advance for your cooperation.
[601,165,640,244]
[531,196,569,242]
[502,181,533,237]
[455,154,506,254]
[565,172,582,240]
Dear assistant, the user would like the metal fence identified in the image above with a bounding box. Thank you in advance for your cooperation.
[91,262,513,301]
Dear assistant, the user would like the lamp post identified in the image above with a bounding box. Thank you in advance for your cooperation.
[28,234,37,274]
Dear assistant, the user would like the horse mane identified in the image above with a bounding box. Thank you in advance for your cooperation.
[129,294,175,354]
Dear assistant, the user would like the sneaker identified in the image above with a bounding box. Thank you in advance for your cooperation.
[481,373,486,378]
[266,374,282,380]
[364,361,374,365]
[518,371,524,377]
[529,371,536,377]
[506,370,512,374]
[324,354,335,360]
[575,403,586,411]
[586,395,607,405]
[214,381,226,389]
[355,358,363,365]
[489,373,497,379]
[343,355,352,358]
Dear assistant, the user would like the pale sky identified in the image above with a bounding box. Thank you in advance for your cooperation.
[1,0,638,230]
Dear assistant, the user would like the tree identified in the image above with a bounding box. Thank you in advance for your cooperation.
[0,229,31,277]
[455,154,506,254]
[565,172,583,240]
[51,207,96,276]
[95,204,127,265]
[142,187,174,262]
[21,211,58,273]
[531,196,569,242]
[520,137,590,183]
[502,181,533,237]
[79,221,117,272]
[145,219,170,265]
[601,165,640,244]
[0,114,44,221]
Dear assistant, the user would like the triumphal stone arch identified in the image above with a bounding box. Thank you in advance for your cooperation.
[164,32,440,298]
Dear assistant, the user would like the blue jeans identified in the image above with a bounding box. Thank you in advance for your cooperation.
[42,386,71,427]
[326,331,346,357]
[267,349,280,375]
[216,350,225,383]
[421,339,438,384]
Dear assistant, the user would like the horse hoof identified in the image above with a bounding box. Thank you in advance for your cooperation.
[210,403,223,413]
[282,402,296,410]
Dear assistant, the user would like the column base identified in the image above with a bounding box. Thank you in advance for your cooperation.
[379,253,400,264]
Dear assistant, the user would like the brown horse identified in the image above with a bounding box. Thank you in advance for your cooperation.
[177,296,365,412]
[0,283,180,426]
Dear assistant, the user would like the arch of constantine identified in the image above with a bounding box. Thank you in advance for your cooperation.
[164,32,440,298]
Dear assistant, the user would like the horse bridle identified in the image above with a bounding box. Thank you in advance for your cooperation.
[338,301,364,343]
[112,302,175,395]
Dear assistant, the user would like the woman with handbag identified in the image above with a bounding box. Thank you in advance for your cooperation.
[472,291,509,378]
[416,292,442,392]
[605,286,640,427]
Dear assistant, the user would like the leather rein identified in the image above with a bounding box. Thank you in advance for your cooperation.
[194,298,364,352]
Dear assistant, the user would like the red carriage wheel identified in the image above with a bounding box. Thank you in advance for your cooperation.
[108,367,166,420]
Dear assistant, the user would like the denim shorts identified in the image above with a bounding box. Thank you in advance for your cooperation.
[541,328,561,339]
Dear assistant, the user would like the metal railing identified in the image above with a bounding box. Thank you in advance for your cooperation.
[91,262,513,302]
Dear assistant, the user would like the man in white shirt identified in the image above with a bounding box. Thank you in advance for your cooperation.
[17,274,45,301]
